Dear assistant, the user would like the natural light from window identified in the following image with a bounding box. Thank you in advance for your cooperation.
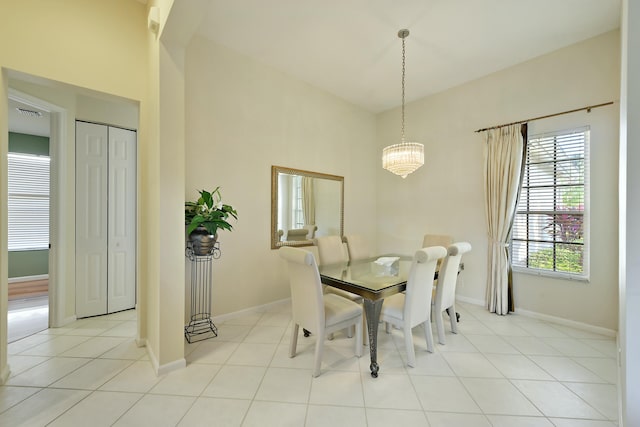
[511,127,589,279]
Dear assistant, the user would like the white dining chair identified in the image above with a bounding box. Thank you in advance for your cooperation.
[343,234,374,261]
[314,235,364,339]
[423,233,459,321]
[315,235,349,265]
[433,242,472,344]
[279,246,363,377]
[381,245,447,367]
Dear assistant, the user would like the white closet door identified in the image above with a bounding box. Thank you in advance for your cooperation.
[76,121,108,317]
[107,126,136,313]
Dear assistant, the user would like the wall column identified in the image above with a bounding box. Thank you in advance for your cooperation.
[619,0,640,424]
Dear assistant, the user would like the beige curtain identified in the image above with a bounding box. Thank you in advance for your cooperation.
[301,176,315,225]
[483,123,527,315]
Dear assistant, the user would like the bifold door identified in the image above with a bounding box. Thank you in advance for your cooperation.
[76,121,136,318]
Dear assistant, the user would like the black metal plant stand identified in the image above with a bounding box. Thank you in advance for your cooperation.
[184,242,221,343]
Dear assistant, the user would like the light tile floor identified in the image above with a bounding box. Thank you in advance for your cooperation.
[8,296,49,343]
[0,302,619,426]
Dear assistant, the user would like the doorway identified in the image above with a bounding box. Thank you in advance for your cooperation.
[6,96,52,342]
[3,72,141,373]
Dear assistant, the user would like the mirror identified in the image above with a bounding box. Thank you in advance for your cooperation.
[271,165,344,249]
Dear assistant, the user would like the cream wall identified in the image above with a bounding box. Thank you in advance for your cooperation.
[184,35,377,316]
[376,31,620,331]
[0,0,190,381]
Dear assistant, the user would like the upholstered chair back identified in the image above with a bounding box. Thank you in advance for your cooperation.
[315,235,349,266]
[435,242,472,311]
[343,234,373,261]
[279,246,324,335]
[404,246,448,328]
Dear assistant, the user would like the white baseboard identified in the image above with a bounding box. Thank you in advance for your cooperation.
[146,344,186,376]
[0,364,10,385]
[8,274,48,284]
[51,315,77,329]
[515,307,617,337]
[212,298,290,323]
[157,358,187,376]
[146,345,159,372]
[455,295,617,337]
[456,295,485,306]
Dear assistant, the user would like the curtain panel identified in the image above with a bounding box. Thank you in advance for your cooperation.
[483,123,527,315]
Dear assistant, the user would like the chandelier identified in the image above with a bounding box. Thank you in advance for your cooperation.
[382,29,424,179]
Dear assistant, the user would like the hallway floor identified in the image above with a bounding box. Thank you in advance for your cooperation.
[7,295,48,343]
[0,302,619,426]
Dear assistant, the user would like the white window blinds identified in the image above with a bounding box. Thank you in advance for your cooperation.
[8,153,50,251]
[511,127,589,278]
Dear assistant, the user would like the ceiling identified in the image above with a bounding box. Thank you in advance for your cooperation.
[8,98,50,137]
[195,0,621,113]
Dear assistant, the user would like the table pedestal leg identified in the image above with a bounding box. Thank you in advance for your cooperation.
[363,299,384,378]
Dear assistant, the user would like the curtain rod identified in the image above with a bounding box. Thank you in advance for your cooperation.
[474,101,615,133]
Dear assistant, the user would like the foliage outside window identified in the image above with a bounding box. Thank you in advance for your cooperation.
[511,128,588,278]
[8,152,50,251]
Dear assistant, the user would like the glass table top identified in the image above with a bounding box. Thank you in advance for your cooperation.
[318,255,413,297]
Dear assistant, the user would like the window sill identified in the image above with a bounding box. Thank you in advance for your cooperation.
[512,267,590,283]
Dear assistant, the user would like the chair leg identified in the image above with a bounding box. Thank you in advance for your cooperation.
[313,335,324,377]
[449,305,458,334]
[385,322,391,334]
[289,323,299,358]
[423,320,434,353]
[436,310,446,345]
[404,324,416,367]
[347,325,354,338]
[355,317,363,357]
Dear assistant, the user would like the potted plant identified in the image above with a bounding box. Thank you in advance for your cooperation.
[185,187,238,255]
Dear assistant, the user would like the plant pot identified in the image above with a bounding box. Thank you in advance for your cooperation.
[188,227,218,256]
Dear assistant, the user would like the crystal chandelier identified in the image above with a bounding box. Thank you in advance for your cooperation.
[382,29,424,179]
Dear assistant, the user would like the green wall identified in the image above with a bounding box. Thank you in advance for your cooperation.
[8,132,50,278]
[9,132,49,156]
[8,250,49,278]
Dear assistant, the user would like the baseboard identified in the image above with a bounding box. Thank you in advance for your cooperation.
[51,315,77,329]
[0,364,10,385]
[455,295,617,337]
[146,345,159,372]
[146,344,186,376]
[8,274,48,284]
[456,295,485,306]
[157,358,187,376]
[212,298,290,323]
[515,307,617,337]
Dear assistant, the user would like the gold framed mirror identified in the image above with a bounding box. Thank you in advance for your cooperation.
[271,165,344,249]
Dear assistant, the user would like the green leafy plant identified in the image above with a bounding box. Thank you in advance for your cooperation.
[528,245,583,273]
[185,187,238,236]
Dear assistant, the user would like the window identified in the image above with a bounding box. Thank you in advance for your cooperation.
[8,152,50,251]
[511,127,588,278]
[292,175,304,228]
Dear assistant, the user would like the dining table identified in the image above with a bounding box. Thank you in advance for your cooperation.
[318,255,414,378]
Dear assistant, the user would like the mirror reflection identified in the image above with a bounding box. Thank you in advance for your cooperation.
[271,166,344,249]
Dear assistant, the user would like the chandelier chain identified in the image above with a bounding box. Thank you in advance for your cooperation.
[401,35,406,143]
